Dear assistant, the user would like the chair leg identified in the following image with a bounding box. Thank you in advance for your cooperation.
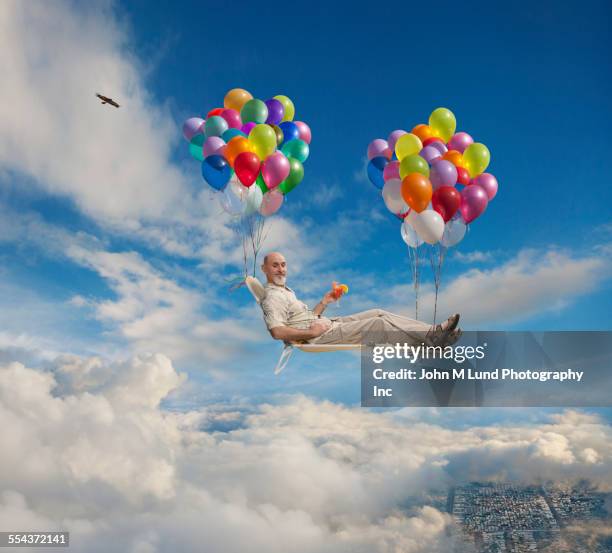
[274,344,294,375]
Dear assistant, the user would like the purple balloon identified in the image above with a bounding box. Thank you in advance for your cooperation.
[387,130,407,151]
[241,122,256,135]
[429,141,448,155]
[447,132,474,154]
[430,160,458,189]
[202,136,226,158]
[420,145,443,165]
[183,117,205,141]
[473,173,498,200]
[265,99,285,125]
[460,185,488,223]
[367,139,391,160]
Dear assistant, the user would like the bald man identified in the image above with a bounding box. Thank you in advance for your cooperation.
[259,252,460,346]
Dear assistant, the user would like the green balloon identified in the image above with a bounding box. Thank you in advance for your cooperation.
[399,154,429,180]
[279,158,304,194]
[255,173,268,195]
[281,139,309,163]
[188,134,205,161]
[241,98,268,124]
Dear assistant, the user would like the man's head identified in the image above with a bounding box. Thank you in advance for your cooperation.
[261,252,287,286]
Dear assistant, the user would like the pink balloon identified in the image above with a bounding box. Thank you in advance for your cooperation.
[220,109,242,129]
[430,160,458,189]
[383,160,400,182]
[294,121,312,144]
[473,173,498,200]
[260,190,284,216]
[460,185,488,223]
[447,132,474,153]
[241,122,256,134]
[182,117,205,141]
[387,130,407,151]
[367,139,392,160]
[262,152,290,189]
[202,136,226,158]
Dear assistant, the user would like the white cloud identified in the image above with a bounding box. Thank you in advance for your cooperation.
[453,250,495,263]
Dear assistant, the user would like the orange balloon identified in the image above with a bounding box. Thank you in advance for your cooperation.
[401,173,432,213]
[224,136,254,167]
[411,124,437,143]
[224,88,253,112]
[442,149,467,169]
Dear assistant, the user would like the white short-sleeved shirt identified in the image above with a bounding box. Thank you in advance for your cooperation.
[260,283,330,331]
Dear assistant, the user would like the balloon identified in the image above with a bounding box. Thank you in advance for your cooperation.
[205,116,228,137]
[241,122,256,135]
[432,186,461,222]
[382,178,408,214]
[294,121,312,144]
[188,134,205,161]
[412,209,445,244]
[260,189,284,216]
[281,139,309,162]
[279,121,300,143]
[387,130,407,151]
[473,173,498,200]
[448,132,473,153]
[367,139,392,160]
[224,136,254,167]
[423,137,445,148]
[224,88,253,112]
[201,155,231,191]
[428,140,448,155]
[456,166,471,186]
[395,133,423,160]
[249,124,277,159]
[420,145,442,165]
[399,155,430,179]
[219,177,247,216]
[440,214,467,247]
[430,160,458,189]
[244,183,263,215]
[241,99,268,124]
[234,151,261,187]
[383,160,400,182]
[412,124,437,142]
[279,157,304,194]
[463,143,491,177]
[183,117,204,141]
[222,128,246,142]
[207,107,224,117]
[265,98,285,125]
[269,124,283,146]
[367,156,388,189]
[262,152,290,189]
[429,107,456,142]
[442,150,466,169]
[202,136,226,158]
[220,109,242,129]
[460,184,488,223]
[255,173,268,195]
[401,219,423,248]
[401,173,432,213]
[274,95,295,122]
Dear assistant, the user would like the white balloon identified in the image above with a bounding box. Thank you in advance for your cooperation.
[412,209,445,244]
[244,184,263,216]
[219,177,247,216]
[440,215,467,247]
[401,219,423,248]
[382,178,405,214]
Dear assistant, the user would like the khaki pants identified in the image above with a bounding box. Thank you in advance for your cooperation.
[309,309,432,345]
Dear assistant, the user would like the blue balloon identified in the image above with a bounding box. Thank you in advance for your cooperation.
[279,122,299,144]
[222,128,246,142]
[367,156,388,189]
[202,155,231,190]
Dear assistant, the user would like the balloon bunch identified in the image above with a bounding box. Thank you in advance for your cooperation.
[366,108,498,319]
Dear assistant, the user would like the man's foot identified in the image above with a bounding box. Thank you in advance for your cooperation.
[426,314,460,345]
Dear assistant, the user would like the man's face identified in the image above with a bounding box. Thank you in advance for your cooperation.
[262,253,287,286]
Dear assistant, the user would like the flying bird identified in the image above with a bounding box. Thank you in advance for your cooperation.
[96,93,120,108]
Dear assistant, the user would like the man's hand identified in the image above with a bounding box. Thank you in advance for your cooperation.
[322,290,338,305]
[309,319,331,338]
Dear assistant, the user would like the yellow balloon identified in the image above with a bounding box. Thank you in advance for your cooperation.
[249,124,277,159]
[428,107,456,142]
[274,94,295,122]
[463,143,490,178]
[395,133,422,160]
[224,88,253,112]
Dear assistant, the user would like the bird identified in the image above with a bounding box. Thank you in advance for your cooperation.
[96,93,120,108]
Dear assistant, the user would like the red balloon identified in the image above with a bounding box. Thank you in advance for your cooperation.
[234,152,261,187]
[207,107,224,117]
[432,186,461,222]
[422,137,445,147]
[456,166,470,186]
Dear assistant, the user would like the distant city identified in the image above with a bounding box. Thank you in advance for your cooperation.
[447,482,610,552]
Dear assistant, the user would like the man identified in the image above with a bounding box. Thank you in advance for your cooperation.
[259,252,461,346]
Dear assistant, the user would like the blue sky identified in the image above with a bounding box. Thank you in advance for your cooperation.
[0,0,611,408]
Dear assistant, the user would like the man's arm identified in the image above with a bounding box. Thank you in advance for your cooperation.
[270,320,331,342]
[312,290,337,317]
